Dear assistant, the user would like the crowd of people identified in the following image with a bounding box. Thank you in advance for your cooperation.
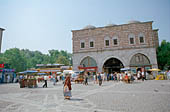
[18,69,170,100]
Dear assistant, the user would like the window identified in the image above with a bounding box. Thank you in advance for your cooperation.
[139,36,144,43]
[104,36,110,47]
[112,36,119,46]
[105,40,110,46]
[138,33,145,44]
[81,42,85,48]
[113,39,118,45]
[90,41,94,48]
[128,34,135,45]
[130,37,134,44]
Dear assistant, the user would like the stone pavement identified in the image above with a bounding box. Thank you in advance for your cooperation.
[0,80,170,112]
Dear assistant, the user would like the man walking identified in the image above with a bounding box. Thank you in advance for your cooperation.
[98,73,102,86]
[43,75,48,88]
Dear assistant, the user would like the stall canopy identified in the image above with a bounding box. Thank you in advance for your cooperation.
[148,68,161,71]
[37,73,46,75]
[120,68,130,71]
[19,70,38,74]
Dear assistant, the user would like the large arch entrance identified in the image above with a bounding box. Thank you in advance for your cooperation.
[130,53,151,74]
[78,56,97,75]
[103,58,124,74]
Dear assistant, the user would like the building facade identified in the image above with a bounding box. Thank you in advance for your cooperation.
[72,21,159,74]
[0,28,5,53]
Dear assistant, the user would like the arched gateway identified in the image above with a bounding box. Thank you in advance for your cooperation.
[103,58,124,73]
[130,53,151,73]
[78,56,97,73]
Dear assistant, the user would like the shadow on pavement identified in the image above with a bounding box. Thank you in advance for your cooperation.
[70,98,84,101]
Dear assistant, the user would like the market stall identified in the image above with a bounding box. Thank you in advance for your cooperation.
[18,70,38,88]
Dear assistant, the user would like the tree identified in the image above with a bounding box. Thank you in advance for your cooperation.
[56,55,69,65]
[48,49,60,64]
[0,48,72,72]
[3,48,27,72]
[157,40,170,70]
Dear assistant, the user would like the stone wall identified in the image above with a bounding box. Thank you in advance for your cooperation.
[72,21,158,54]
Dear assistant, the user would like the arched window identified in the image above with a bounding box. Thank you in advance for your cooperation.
[128,34,135,45]
[138,33,145,44]
[80,56,97,67]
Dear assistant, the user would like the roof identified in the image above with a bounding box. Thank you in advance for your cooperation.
[71,21,153,32]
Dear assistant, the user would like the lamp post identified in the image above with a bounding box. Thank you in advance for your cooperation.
[0,28,5,53]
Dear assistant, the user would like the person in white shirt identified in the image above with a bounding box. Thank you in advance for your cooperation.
[93,74,96,84]
[43,75,48,88]
[137,71,141,80]
[167,71,170,80]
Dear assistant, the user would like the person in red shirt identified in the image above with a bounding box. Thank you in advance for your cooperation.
[63,74,72,100]
[124,74,129,83]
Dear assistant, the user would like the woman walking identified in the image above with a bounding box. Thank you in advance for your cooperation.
[63,74,72,100]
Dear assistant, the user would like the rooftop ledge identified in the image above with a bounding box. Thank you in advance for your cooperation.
[71,21,153,32]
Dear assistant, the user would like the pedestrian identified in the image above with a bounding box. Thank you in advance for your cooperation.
[43,75,48,88]
[124,73,129,83]
[57,75,60,82]
[63,74,72,100]
[111,73,114,80]
[101,72,104,81]
[93,74,96,84]
[141,72,145,81]
[98,73,102,86]
[84,73,88,85]
[107,73,110,81]
[7,75,10,83]
[53,76,56,85]
[167,70,170,80]
[120,73,123,81]
[137,71,141,80]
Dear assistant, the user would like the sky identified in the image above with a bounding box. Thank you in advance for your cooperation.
[0,0,170,54]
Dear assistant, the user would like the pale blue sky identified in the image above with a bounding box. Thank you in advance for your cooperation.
[0,0,170,54]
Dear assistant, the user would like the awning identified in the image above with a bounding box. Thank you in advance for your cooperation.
[120,68,130,71]
[148,68,161,71]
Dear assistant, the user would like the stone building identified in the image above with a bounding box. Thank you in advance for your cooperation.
[0,28,5,53]
[72,21,159,74]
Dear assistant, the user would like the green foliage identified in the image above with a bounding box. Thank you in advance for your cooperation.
[2,48,27,72]
[157,40,170,70]
[56,55,69,65]
[0,48,72,72]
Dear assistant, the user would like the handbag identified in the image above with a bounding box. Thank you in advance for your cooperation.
[64,85,69,92]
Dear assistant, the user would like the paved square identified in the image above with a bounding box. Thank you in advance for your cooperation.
[0,80,170,112]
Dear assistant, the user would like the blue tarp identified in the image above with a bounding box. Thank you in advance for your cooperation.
[19,70,38,74]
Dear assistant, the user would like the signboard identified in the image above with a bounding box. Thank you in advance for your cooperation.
[0,69,15,72]
[39,70,60,72]
[0,64,4,68]
[78,66,98,72]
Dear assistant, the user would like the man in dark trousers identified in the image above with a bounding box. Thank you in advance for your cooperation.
[98,73,102,86]
[43,75,48,88]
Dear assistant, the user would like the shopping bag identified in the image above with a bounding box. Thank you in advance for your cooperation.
[64,85,69,92]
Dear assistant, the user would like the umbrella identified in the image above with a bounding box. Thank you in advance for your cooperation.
[148,68,161,71]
